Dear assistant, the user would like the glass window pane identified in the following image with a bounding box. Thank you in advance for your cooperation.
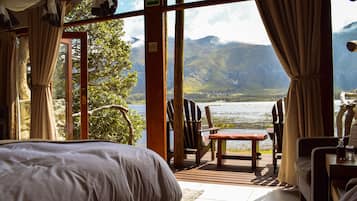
[65,0,144,23]
[17,36,31,140]
[331,0,357,136]
[64,18,145,145]
[118,0,144,13]
[166,1,288,153]
[168,0,206,6]
[123,16,147,147]
[53,43,69,140]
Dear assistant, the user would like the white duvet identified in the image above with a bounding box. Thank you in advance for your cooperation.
[0,141,182,201]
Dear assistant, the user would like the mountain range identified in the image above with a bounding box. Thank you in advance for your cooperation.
[128,22,357,102]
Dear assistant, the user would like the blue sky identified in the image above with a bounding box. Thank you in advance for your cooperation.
[119,0,357,45]
[117,0,142,13]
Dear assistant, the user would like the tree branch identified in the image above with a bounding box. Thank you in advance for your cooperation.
[72,104,134,145]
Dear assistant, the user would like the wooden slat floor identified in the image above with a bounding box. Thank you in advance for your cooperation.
[171,152,286,187]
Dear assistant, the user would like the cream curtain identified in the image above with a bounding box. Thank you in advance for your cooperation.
[7,33,17,140]
[29,3,65,139]
[2,0,41,11]
[0,32,17,139]
[0,0,41,27]
[1,0,64,28]
[255,0,325,185]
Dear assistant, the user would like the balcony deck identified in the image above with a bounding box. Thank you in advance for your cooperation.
[172,152,285,187]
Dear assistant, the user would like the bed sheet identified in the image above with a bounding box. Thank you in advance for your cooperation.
[0,141,182,201]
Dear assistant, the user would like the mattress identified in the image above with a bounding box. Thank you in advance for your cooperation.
[0,141,182,201]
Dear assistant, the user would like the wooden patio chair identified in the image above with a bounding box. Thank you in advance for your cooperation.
[166,99,219,166]
[270,98,284,173]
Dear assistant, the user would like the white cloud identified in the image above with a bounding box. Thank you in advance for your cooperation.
[118,0,143,13]
[166,1,270,45]
[132,0,143,10]
[178,1,270,44]
[123,16,145,46]
[123,0,357,45]
[121,0,144,45]
[331,0,357,32]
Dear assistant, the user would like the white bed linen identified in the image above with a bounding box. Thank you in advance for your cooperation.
[341,184,357,201]
[0,141,182,201]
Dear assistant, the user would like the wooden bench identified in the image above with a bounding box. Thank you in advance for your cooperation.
[209,133,268,171]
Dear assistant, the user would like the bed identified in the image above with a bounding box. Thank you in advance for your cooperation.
[0,140,182,201]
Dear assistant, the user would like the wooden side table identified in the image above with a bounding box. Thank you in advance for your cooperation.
[209,133,267,171]
[325,154,357,201]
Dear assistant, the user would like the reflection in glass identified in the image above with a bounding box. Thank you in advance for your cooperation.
[53,43,69,140]
[17,36,31,139]
[331,0,357,136]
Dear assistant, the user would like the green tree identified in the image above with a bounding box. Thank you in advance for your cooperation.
[64,0,144,144]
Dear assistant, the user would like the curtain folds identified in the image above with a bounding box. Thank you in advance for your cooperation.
[1,0,63,28]
[255,0,325,185]
[2,0,41,12]
[0,0,41,28]
[29,3,65,140]
[8,33,17,140]
[0,32,17,139]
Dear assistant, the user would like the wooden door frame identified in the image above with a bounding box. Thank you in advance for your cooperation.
[62,0,334,158]
[62,32,88,139]
[59,39,74,140]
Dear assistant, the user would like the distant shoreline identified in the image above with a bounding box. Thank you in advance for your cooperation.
[129,94,345,105]
[128,94,287,104]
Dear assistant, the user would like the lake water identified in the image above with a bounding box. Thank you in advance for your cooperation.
[129,100,342,150]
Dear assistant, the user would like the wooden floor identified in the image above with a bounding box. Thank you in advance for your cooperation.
[171,152,285,187]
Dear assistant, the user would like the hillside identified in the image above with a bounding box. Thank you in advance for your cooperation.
[129,23,357,102]
[129,36,288,102]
